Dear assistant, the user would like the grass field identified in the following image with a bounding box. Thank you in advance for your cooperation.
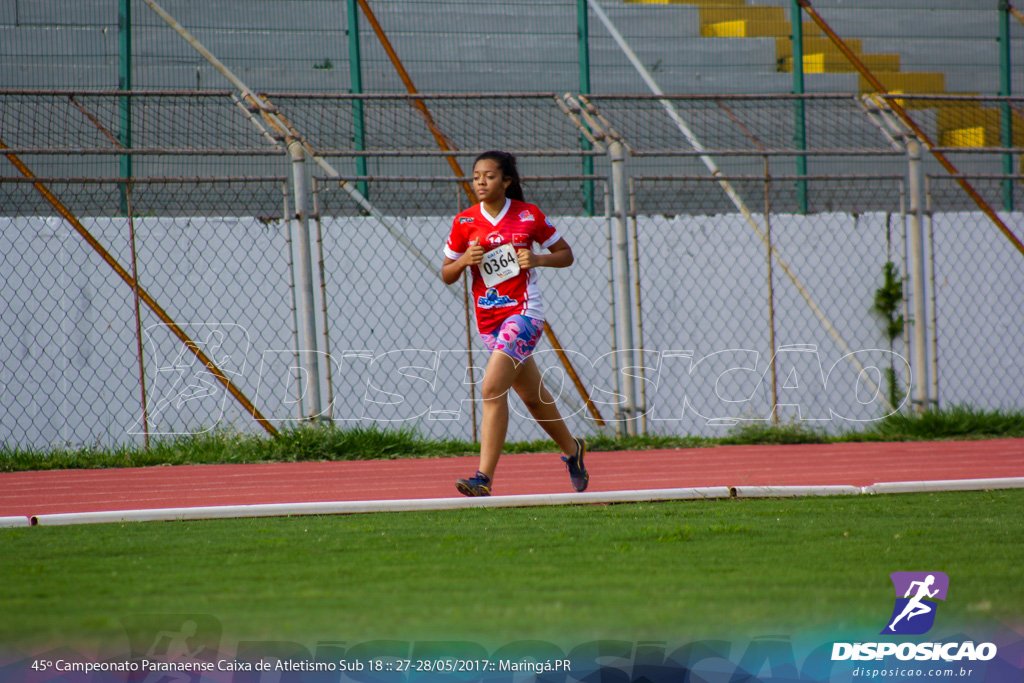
[2,490,1022,651]
[2,405,1022,472]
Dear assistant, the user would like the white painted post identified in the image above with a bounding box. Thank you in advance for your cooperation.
[289,140,323,420]
[609,140,637,435]
[906,137,929,412]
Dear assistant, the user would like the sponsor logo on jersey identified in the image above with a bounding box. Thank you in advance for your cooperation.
[459,217,474,224]
[512,233,529,246]
[545,217,555,228]
[485,231,503,246]
[518,210,535,222]
[478,288,517,309]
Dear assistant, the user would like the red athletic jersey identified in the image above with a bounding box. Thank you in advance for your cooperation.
[444,198,562,332]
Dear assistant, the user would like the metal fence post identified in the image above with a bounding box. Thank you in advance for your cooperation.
[124,182,149,451]
[311,177,335,421]
[906,137,930,412]
[578,0,595,216]
[763,157,780,424]
[609,140,636,435]
[899,181,912,407]
[791,0,808,214]
[604,180,620,437]
[284,181,303,415]
[999,1,1014,211]
[118,0,132,214]
[925,175,940,407]
[629,177,648,435]
[289,140,323,420]
[347,0,369,199]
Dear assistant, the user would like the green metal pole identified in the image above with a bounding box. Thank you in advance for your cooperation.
[791,0,808,214]
[347,0,368,199]
[578,0,595,216]
[118,0,132,214]
[999,1,1014,211]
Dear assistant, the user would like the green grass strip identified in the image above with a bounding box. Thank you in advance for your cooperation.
[1,490,1021,649]
[2,406,1022,472]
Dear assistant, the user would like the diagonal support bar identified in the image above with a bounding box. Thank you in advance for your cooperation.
[1009,1,1024,27]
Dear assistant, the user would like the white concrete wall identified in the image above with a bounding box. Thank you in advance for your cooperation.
[3,209,1022,449]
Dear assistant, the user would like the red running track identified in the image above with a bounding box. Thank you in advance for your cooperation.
[2,439,1023,519]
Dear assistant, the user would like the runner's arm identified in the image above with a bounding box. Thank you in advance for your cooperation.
[441,242,484,285]
[518,238,573,270]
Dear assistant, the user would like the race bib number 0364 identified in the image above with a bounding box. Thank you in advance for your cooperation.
[479,243,520,287]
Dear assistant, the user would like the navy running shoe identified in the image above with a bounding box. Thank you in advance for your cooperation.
[456,470,492,497]
[561,437,589,492]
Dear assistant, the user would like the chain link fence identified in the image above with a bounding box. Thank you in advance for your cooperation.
[1,177,294,447]
[923,175,1024,412]
[631,175,909,435]
[310,176,611,442]
[2,92,1023,449]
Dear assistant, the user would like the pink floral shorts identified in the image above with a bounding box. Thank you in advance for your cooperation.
[480,314,546,363]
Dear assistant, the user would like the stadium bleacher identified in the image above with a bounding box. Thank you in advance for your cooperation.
[1,1,1021,177]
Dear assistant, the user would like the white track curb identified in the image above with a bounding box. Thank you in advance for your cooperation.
[17,478,1024,527]
[29,487,733,526]
[731,485,862,498]
[864,477,1024,494]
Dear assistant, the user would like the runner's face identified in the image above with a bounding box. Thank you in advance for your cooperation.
[473,159,511,204]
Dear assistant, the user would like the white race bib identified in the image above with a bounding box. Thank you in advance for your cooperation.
[479,243,521,287]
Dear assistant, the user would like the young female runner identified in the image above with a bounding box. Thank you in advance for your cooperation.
[441,151,588,496]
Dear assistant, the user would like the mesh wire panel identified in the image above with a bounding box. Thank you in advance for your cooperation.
[2,91,1023,449]
[0,177,293,448]
[631,175,909,433]
[271,93,599,188]
[924,175,1024,411]
[0,90,285,181]
[3,91,1021,212]
[585,95,891,151]
[312,176,614,442]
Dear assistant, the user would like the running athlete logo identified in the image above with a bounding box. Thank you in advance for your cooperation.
[478,288,517,309]
[881,572,949,635]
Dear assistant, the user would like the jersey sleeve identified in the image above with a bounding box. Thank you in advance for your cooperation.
[535,208,562,249]
[444,216,467,260]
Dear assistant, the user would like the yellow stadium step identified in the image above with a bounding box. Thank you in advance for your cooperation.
[936,102,1024,148]
[861,72,945,95]
[699,6,822,38]
[776,37,900,74]
[779,51,901,75]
